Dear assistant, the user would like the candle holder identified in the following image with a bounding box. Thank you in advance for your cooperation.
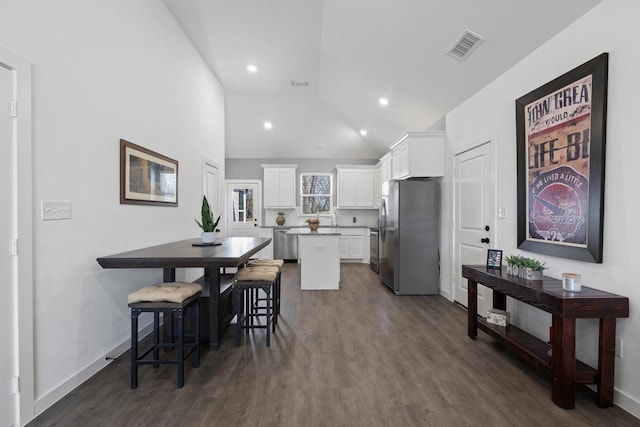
[562,273,582,292]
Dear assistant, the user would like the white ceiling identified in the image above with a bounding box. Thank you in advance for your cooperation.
[163,0,602,160]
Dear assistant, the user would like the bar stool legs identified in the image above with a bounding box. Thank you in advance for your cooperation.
[128,283,201,389]
[235,281,274,347]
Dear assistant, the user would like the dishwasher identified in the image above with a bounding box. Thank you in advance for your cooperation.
[273,228,298,261]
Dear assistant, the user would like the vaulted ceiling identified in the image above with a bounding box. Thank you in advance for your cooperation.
[163,0,602,160]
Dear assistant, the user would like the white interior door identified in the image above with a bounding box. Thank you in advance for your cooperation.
[0,63,17,427]
[453,141,495,315]
[203,160,220,232]
[226,180,262,237]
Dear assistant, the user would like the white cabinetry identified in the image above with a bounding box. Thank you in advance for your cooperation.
[338,228,366,260]
[336,165,377,209]
[257,227,273,260]
[262,164,297,208]
[373,168,381,209]
[390,131,444,179]
[379,152,392,183]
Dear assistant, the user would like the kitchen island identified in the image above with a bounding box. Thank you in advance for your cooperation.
[287,228,341,290]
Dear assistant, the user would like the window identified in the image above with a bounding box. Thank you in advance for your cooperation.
[300,173,332,215]
[231,188,254,223]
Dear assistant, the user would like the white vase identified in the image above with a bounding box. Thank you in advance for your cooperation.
[201,232,216,243]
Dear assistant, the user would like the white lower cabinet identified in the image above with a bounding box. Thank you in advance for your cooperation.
[338,228,366,260]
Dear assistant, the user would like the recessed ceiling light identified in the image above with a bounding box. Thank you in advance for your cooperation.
[360,129,367,136]
[263,121,272,130]
[247,64,258,73]
[379,97,389,106]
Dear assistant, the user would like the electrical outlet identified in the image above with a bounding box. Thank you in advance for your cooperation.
[615,337,623,358]
[41,200,72,220]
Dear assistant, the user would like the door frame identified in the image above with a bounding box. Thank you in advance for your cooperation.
[0,45,35,424]
[451,135,497,307]
[202,157,222,235]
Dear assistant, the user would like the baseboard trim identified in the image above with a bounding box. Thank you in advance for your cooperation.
[585,384,640,419]
[614,388,640,419]
[33,322,154,418]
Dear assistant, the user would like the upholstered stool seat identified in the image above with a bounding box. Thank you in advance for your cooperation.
[128,282,201,388]
[234,267,278,347]
[246,259,284,321]
[247,259,285,268]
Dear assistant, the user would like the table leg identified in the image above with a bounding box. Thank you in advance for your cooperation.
[162,268,176,345]
[468,278,478,339]
[597,316,616,407]
[204,267,221,350]
[493,290,506,310]
[552,314,576,408]
[163,268,176,282]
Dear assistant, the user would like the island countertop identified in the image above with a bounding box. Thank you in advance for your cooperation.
[263,225,370,229]
[286,228,342,236]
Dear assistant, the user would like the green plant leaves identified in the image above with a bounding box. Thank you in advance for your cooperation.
[505,255,546,271]
[195,195,220,232]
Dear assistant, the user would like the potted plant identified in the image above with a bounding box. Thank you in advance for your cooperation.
[305,217,320,231]
[505,254,545,280]
[523,258,546,281]
[195,195,220,243]
[505,255,520,276]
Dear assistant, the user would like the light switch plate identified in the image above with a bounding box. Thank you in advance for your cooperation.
[42,200,72,220]
[498,207,507,219]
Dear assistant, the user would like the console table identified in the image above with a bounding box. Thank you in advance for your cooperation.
[462,265,629,409]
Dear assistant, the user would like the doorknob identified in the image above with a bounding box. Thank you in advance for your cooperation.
[481,238,490,244]
[485,225,490,231]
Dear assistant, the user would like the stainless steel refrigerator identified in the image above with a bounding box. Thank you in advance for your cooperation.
[379,179,440,295]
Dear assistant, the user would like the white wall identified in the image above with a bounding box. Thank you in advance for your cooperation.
[444,0,640,416]
[0,0,225,420]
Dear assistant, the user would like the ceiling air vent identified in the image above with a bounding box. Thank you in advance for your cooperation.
[290,80,310,87]
[447,29,484,61]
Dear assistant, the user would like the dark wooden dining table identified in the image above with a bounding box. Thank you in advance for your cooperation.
[97,237,271,349]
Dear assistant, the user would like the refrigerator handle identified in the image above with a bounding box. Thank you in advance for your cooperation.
[380,199,387,242]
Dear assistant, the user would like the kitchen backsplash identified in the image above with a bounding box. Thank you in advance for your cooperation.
[263,207,378,228]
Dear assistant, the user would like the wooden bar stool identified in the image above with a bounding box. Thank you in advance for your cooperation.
[128,282,201,388]
[247,259,284,321]
[233,267,277,347]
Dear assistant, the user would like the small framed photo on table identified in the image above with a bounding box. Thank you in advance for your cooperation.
[486,249,503,269]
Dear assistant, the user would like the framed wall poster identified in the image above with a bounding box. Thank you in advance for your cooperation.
[516,53,608,263]
[120,139,178,206]
[486,249,503,269]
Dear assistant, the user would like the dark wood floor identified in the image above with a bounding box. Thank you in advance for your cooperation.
[28,264,639,426]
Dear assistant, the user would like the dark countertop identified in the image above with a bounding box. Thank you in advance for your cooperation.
[262,225,373,229]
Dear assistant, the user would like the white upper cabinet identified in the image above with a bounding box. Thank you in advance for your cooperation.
[262,164,297,208]
[373,167,381,209]
[390,131,445,179]
[379,152,392,184]
[336,165,377,209]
